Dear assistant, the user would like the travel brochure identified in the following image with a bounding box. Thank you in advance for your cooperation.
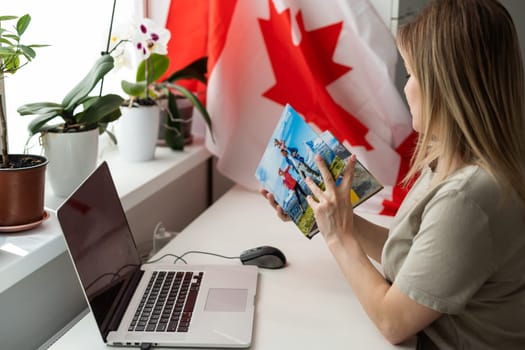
[255,104,383,238]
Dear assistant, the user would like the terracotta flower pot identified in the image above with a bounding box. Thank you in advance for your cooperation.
[0,154,48,228]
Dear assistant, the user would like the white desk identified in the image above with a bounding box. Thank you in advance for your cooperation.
[48,186,416,350]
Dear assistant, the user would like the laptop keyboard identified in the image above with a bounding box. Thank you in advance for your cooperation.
[129,271,204,333]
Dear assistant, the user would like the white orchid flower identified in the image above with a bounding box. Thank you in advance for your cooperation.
[132,18,171,60]
[108,23,134,71]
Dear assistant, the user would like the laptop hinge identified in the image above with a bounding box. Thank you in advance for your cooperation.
[101,269,144,340]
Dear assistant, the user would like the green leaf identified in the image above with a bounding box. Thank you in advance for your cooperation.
[0,38,14,47]
[136,53,169,83]
[16,14,31,36]
[27,112,61,135]
[3,55,20,73]
[103,127,118,145]
[3,33,19,41]
[165,56,208,84]
[165,91,183,150]
[99,108,122,124]
[167,84,213,139]
[20,45,36,60]
[121,80,147,97]
[27,44,49,48]
[79,94,124,124]
[0,16,18,21]
[17,102,63,116]
[61,54,115,111]
[166,70,207,85]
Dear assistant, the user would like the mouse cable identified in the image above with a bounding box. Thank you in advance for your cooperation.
[142,251,239,265]
[85,263,141,291]
[140,342,153,350]
[173,250,240,265]
[143,253,188,265]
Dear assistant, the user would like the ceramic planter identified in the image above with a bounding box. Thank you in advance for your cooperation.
[118,105,160,162]
[0,154,48,229]
[43,128,99,198]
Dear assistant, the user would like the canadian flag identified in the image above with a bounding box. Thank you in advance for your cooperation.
[165,0,416,215]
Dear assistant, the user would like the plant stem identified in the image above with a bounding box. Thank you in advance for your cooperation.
[99,0,118,97]
[145,58,151,100]
[0,93,9,167]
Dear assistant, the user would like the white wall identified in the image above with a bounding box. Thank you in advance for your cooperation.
[370,0,525,98]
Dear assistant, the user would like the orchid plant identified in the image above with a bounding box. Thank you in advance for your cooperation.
[114,17,171,105]
[111,17,212,150]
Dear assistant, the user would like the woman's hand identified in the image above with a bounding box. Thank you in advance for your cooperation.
[305,154,357,247]
[259,188,291,222]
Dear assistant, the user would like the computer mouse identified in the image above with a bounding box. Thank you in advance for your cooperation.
[240,245,287,269]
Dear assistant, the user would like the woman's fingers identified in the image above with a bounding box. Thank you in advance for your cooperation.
[258,154,358,224]
[340,154,357,190]
[305,176,323,203]
[314,154,336,190]
[259,188,290,221]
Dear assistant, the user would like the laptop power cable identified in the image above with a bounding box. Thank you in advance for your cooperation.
[140,342,153,350]
[150,221,180,257]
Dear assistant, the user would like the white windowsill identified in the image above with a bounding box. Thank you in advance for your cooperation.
[0,140,211,294]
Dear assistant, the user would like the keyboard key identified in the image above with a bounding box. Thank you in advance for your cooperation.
[129,271,204,333]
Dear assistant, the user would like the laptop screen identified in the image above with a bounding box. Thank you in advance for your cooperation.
[57,162,142,333]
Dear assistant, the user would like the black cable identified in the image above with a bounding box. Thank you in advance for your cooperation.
[86,263,139,291]
[173,250,240,265]
[144,253,188,265]
[85,272,120,291]
[86,251,237,291]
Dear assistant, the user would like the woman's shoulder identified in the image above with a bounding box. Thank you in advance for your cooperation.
[436,165,516,207]
[433,165,524,229]
[396,165,523,231]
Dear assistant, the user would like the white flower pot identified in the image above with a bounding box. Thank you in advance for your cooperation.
[43,128,99,198]
[118,105,160,162]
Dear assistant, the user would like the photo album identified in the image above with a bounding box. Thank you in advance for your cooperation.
[255,104,383,239]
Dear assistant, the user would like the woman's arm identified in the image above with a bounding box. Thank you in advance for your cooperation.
[306,154,441,344]
[352,214,389,263]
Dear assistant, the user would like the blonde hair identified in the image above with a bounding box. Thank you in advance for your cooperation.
[397,0,525,203]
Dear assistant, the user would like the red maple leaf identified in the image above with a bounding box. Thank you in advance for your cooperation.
[258,1,372,150]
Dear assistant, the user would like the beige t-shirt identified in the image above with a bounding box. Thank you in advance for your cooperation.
[381,165,525,349]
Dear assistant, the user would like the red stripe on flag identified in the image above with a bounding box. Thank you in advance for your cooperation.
[380,131,418,216]
[164,0,209,78]
[164,0,237,96]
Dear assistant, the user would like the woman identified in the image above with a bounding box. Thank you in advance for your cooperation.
[261,0,525,348]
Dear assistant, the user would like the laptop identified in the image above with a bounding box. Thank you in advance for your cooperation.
[57,161,258,348]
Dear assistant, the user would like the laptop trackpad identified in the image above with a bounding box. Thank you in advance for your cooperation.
[204,288,248,312]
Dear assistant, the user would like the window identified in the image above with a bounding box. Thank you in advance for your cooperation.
[2,0,141,153]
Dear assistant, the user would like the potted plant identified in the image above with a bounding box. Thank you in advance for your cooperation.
[17,53,124,197]
[114,18,212,161]
[0,14,48,230]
